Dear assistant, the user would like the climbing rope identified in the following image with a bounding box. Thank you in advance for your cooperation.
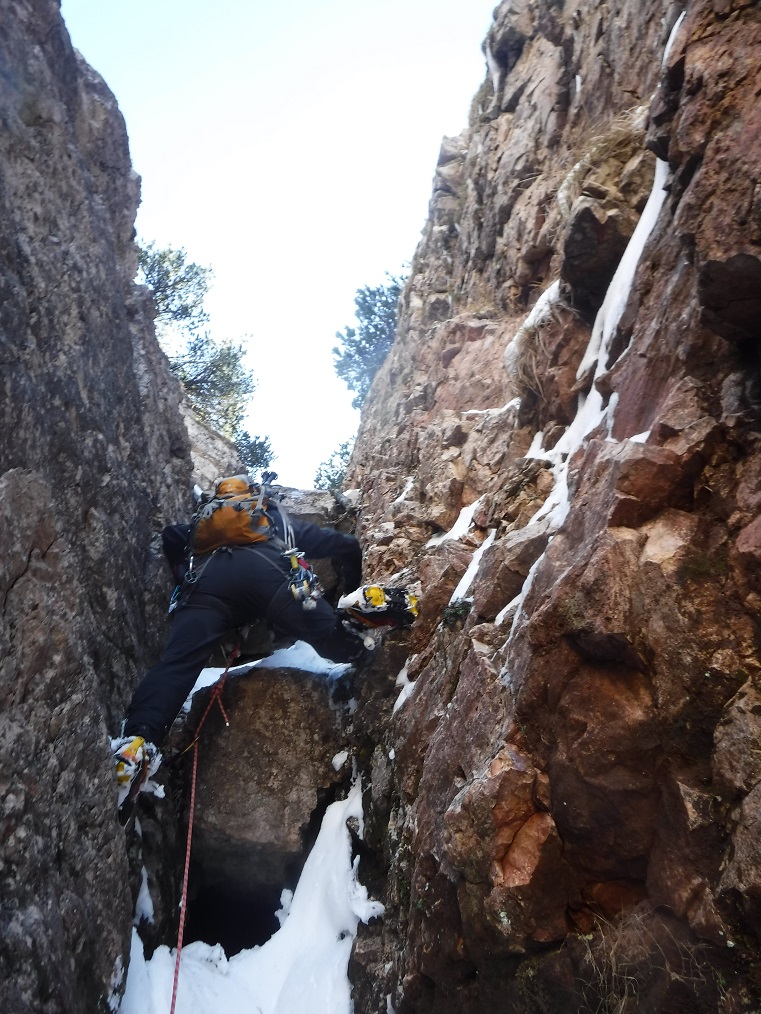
[169,642,240,1014]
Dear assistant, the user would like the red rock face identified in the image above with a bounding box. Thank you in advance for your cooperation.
[348,1,761,1010]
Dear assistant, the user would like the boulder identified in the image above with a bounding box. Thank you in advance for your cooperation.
[471,521,552,620]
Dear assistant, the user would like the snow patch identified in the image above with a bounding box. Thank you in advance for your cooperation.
[186,642,352,707]
[464,397,521,418]
[134,867,154,927]
[485,41,501,93]
[393,680,418,714]
[575,159,670,385]
[605,392,620,439]
[120,782,382,1014]
[504,281,561,378]
[332,751,349,772]
[392,476,415,503]
[525,429,546,459]
[392,667,418,715]
[663,12,686,65]
[503,550,546,656]
[274,889,293,928]
[449,529,496,604]
[495,592,523,627]
[629,429,651,444]
[426,495,484,547]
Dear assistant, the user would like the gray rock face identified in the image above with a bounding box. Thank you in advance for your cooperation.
[180,401,243,488]
[0,1,191,1010]
[190,669,348,897]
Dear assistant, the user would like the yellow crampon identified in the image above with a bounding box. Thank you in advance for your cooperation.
[339,585,419,628]
[365,585,387,608]
[114,736,147,787]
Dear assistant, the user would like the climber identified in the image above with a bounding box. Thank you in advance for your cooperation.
[112,474,377,805]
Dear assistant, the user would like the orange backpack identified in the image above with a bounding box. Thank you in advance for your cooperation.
[190,476,279,557]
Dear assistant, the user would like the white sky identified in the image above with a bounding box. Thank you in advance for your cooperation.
[60,0,496,488]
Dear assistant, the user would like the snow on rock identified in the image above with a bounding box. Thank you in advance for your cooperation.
[325,1,761,1009]
[185,642,352,708]
[524,117,675,530]
[504,279,561,379]
[485,41,501,93]
[449,529,496,604]
[392,680,418,715]
[392,666,418,715]
[108,955,125,1013]
[392,476,415,503]
[120,782,381,1014]
[426,495,484,547]
[495,592,522,627]
[463,397,521,418]
[275,889,293,928]
[133,867,154,927]
[518,17,687,534]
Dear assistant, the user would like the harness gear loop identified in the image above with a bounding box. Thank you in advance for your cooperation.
[169,640,239,1014]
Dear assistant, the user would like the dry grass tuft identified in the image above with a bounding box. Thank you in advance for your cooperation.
[507,285,576,404]
[555,106,648,217]
[578,905,707,1014]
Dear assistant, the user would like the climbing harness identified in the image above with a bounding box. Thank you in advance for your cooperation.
[169,642,239,1014]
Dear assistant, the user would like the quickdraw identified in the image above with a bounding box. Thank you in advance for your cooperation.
[285,550,322,610]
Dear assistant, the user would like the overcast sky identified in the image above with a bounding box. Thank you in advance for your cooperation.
[60,0,496,488]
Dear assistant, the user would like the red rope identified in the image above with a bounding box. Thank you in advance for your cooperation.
[169,644,240,1014]
[169,737,198,1014]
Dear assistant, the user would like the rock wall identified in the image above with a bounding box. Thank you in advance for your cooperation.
[5,0,761,1011]
[0,1,192,1010]
[347,1,761,1011]
[180,401,243,488]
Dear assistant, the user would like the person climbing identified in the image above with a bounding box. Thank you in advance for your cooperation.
[112,474,417,814]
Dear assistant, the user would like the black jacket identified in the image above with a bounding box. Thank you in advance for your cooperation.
[161,503,363,591]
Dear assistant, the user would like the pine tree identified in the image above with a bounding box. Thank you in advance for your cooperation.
[138,241,273,473]
[332,273,405,409]
[314,439,354,492]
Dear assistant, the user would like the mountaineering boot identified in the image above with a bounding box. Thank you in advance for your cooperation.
[337,585,419,631]
[112,735,161,824]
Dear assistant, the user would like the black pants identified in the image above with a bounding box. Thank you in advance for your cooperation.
[124,545,365,745]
